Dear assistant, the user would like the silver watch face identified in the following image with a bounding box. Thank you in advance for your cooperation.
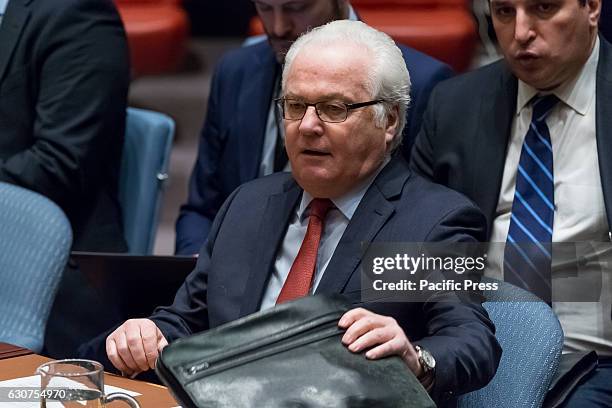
[419,347,436,370]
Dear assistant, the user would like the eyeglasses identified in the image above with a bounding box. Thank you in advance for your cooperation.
[275,97,383,123]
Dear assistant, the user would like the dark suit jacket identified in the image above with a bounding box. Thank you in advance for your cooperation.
[410,36,612,235]
[602,2,612,43]
[83,157,498,406]
[0,0,129,251]
[175,40,454,254]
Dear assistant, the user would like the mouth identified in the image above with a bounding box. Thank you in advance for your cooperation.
[514,51,540,62]
[302,149,331,157]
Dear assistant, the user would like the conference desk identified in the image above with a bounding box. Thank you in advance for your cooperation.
[0,343,178,407]
[0,342,32,360]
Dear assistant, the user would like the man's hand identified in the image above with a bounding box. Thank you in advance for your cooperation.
[106,319,168,376]
[338,308,422,377]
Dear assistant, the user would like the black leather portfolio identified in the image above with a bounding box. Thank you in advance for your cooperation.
[156,295,434,408]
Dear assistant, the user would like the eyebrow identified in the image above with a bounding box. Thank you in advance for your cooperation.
[285,92,352,101]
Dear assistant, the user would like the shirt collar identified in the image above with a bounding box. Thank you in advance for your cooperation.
[348,5,358,21]
[297,156,390,222]
[516,36,599,116]
[0,0,9,15]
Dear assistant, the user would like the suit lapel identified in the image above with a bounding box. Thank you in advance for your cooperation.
[237,44,279,182]
[595,37,612,231]
[240,180,301,315]
[0,0,31,82]
[471,63,517,233]
[316,158,407,296]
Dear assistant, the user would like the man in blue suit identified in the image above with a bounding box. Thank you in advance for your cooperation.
[90,21,500,407]
[174,0,454,254]
[0,0,130,359]
[410,0,611,405]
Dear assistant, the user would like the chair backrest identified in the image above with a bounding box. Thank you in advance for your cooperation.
[458,279,564,408]
[0,183,72,352]
[119,108,174,254]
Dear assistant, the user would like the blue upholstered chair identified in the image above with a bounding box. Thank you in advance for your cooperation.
[459,279,564,408]
[0,183,72,352]
[119,108,174,254]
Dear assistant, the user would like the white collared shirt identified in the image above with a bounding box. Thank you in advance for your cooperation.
[487,37,612,355]
[0,0,9,26]
[259,157,388,310]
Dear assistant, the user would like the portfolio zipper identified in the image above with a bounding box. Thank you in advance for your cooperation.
[182,311,341,376]
[182,320,343,384]
[156,356,199,408]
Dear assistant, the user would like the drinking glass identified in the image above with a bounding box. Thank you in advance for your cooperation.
[36,359,140,408]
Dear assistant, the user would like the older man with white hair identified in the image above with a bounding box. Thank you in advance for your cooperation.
[175,0,454,256]
[82,21,500,406]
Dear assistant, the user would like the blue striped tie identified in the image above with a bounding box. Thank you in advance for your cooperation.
[504,94,558,304]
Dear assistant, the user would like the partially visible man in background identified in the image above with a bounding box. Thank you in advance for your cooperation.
[174,0,453,255]
[0,0,129,252]
[410,0,611,405]
[0,0,130,356]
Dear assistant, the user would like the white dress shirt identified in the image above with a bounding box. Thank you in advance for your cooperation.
[0,0,9,25]
[486,37,612,355]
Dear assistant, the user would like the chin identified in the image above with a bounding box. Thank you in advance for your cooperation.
[524,75,557,90]
[511,63,557,89]
[270,43,291,62]
[294,173,336,197]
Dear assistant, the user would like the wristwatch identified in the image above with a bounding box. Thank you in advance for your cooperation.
[415,345,436,378]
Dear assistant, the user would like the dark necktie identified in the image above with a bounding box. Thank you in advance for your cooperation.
[276,198,334,304]
[504,94,559,304]
[273,127,288,171]
[273,78,288,172]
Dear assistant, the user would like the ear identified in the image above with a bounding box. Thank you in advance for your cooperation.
[384,105,400,146]
[586,0,601,27]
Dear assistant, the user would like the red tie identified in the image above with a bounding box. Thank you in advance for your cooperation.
[276,198,335,304]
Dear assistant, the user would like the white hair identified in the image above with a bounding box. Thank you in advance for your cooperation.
[282,20,411,152]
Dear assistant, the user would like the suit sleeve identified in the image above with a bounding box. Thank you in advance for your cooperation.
[0,0,129,211]
[416,204,501,404]
[77,186,243,373]
[409,83,440,181]
[175,59,227,255]
[401,62,453,160]
[153,185,243,341]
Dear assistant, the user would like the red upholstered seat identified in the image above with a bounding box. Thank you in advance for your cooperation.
[355,8,477,72]
[351,0,467,7]
[248,0,477,72]
[115,0,189,77]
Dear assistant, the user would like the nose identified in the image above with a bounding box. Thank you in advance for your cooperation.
[298,106,324,136]
[514,9,536,45]
[271,10,292,38]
